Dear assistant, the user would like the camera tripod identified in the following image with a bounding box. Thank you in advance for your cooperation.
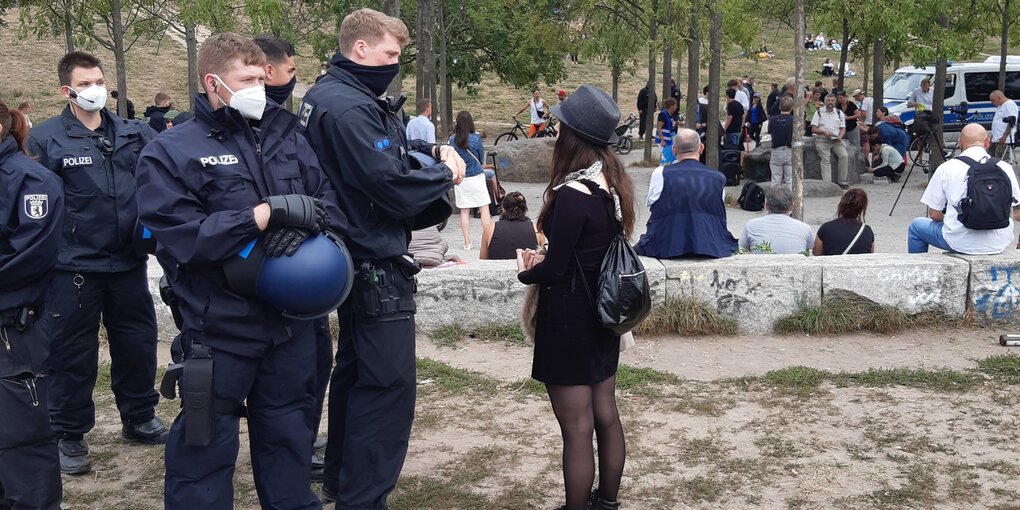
[889,124,952,216]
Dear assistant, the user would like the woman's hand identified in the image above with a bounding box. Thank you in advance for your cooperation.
[516,249,543,272]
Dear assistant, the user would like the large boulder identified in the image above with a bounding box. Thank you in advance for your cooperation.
[488,138,555,183]
[740,137,867,185]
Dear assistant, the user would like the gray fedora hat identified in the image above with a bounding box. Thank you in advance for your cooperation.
[550,84,620,145]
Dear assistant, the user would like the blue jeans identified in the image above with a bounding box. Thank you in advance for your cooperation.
[907,217,952,253]
[725,133,741,146]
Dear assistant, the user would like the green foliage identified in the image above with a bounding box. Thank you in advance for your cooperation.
[428,324,466,348]
[774,293,968,335]
[977,354,1020,384]
[616,364,683,389]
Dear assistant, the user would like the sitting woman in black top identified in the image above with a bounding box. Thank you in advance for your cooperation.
[517,85,636,510]
[480,192,544,260]
[813,188,875,255]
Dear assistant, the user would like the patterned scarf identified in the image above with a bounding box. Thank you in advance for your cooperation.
[552,161,623,221]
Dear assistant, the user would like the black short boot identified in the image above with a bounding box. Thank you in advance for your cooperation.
[590,489,621,510]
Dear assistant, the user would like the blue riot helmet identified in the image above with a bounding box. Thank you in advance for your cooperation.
[223,230,354,319]
[407,150,453,230]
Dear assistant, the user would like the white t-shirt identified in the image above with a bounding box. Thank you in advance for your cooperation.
[908,87,933,110]
[735,89,750,112]
[529,98,546,125]
[405,114,436,144]
[811,107,845,139]
[991,100,1019,142]
[855,97,874,125]
[921,146,1020,254]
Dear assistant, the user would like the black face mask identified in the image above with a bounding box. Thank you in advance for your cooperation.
[335,55,400,97]
[266,76,297,105]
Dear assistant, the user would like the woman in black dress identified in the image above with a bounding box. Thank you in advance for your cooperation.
[517,85,636,510]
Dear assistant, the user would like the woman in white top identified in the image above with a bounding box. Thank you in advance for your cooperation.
[515,89,549,138]
[868,135,905,182]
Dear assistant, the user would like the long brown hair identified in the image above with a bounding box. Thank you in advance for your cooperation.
[537,124,636,238]
[453,111,475,149]
[0,100,30,154]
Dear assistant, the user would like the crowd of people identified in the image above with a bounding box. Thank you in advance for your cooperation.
[4,11,1020,510]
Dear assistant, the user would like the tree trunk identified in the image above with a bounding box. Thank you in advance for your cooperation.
[186,17,199,111]
[438,1,451,136]
[427,1,437,125]
[706,5,721,169]
[792,0,806,220]
[1000,0,1010,90]
[836,16,850,90]
[642,0,659,164]
[685,4,700,129]
[873,37,884,107]
[611,61,620,102]
[862,45,869,94]
[415,0,427,101]
[64,9,75,52]
[931,54,948,167]
[111,0,129,118]
[385,0,403,97]
[662,45,672,104]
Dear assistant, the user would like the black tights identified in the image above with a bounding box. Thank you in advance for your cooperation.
[546,376,626,510]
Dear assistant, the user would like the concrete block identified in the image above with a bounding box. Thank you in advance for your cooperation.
[660,255,821,334]
[807,253,969,316]
[415,259,525,330]
[147,274,177,344]
[950,252,1020,323]
[640,256,667,307]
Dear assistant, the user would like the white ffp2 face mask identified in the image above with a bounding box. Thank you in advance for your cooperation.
[213,75,266,120]
[69,84,108,112]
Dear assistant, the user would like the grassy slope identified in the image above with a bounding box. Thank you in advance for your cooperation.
[3,10,1019,133]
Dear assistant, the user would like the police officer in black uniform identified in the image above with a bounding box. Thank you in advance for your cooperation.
[135,33,347,508]
[0,101,64,509]
[27,51,165,475]
[299,8,465,508]
[252,33,332,478]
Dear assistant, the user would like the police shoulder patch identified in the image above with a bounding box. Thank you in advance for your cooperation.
[24,194,48,219]
[372,138,392,151]
[298,101,314,128]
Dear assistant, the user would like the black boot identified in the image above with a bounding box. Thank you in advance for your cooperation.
[590,489,620,510]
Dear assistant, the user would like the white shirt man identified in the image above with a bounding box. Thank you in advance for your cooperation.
[909,124,1020,254]
[405,99,436,144]
[853,90,873,125]
[906,80,933,111]
[811,96,849,186]
[990,90,1018,156]
[739,187,813,254]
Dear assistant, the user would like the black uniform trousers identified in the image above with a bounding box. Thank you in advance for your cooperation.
[0,324,62,510]
[312,317,334,437]
[44,266,159,436]
[324,263,416,510]
[164,329,319,510]
[638,109,648,138]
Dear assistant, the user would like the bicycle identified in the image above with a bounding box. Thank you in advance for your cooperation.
[494,116,557,145]
[614,113,637,154]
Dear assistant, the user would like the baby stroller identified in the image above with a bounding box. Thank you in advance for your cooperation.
[614,114,637,154]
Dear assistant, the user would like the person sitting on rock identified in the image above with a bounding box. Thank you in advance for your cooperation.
[739,185,813,254]
[480,192,544,260]
[908,123,1020,254]
[635,128,737,259]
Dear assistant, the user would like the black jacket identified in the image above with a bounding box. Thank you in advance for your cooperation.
[145,104,170,133]
[637,87,649,111]
[135,94,347,357]
[0,135,64,376]
[27,106,155,272]
[299,55,453,262]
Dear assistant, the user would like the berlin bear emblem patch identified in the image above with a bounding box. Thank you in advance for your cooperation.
[24,194,48,219]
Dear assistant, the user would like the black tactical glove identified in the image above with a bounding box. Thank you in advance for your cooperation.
[264,194,327,232]
[263,227,310,257]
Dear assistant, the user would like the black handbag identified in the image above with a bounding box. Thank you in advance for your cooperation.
[573,183,652,335]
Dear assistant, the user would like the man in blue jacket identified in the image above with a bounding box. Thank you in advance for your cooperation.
[635,128,738,259]
[299,8,464,509]
[135,32,347,509]
[27,51,165,475]
[0,102,64,510]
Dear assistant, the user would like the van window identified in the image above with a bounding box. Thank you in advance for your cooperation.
[883,72,956,101]
[965,71,1020,102]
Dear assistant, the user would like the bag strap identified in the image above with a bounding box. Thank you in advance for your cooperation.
[573,250,597,312]
[842,223,867,255]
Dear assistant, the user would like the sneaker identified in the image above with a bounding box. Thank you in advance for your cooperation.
[122,416,169,445]
[58,437,90,475]
[320,485,337,504]
[311,452,325,482]
[463,242,473,251]
[839,184,849,190]
[313,435,327,453]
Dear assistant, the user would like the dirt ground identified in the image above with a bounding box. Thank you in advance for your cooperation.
[67,327,1020,509]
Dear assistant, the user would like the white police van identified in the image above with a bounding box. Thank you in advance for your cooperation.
[883,56,1020,143]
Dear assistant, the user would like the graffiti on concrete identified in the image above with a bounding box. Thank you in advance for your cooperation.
[973,265,1020,321]
[709,270,768,315]
[416,278,524,307]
